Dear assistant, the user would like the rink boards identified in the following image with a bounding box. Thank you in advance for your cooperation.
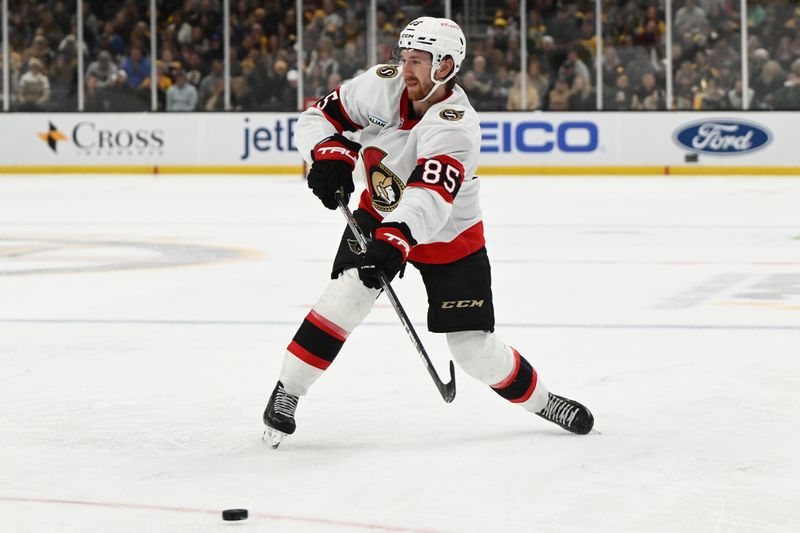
[0,111,798,175]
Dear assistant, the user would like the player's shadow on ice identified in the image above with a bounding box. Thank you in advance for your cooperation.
[270,426,593,453]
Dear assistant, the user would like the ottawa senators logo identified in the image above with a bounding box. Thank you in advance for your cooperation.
[362,147,405,212]
[376,65,399,79]
[439,108,465,121]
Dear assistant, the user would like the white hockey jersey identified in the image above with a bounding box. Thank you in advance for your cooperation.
[295,64,484,264]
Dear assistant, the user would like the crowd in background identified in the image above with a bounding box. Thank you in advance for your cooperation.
[2,0,799,112]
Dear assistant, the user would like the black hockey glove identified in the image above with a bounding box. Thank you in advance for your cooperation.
[358,222,417,289]
[307,134,361,210]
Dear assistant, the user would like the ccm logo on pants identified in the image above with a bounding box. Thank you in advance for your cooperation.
[441,300,484,309]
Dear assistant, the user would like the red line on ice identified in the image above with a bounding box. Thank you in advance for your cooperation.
[0,496,444,533]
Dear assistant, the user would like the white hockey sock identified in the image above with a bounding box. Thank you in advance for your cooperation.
[279,269,379,396]
[446,330,548,413]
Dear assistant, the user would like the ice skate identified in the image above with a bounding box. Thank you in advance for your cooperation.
[536,393,594,435]
[262,381,299,449]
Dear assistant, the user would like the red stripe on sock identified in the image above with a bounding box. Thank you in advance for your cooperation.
[511,367,538,404]
[491,348,521,389]
[307,310,349,341]
[287,341,331,370]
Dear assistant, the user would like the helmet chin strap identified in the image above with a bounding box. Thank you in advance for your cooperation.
[418,62,454,103]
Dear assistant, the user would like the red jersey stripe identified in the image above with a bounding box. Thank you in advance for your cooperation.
[408,221,485,264]
[417,155,466,180]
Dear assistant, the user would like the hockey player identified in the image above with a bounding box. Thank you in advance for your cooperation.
[263,17,593,448]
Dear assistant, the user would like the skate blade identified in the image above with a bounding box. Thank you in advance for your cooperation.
[262,427,288,449]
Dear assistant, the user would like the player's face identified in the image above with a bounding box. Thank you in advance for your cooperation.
[400,49,434,101]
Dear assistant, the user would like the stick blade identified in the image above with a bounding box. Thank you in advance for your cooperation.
[439,360,457,403]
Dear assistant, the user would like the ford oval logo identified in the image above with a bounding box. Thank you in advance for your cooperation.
[673,119,772,155]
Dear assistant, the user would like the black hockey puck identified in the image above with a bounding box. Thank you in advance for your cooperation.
[222,508,248,521]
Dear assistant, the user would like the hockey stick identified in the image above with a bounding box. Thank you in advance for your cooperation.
[335,192,456,403]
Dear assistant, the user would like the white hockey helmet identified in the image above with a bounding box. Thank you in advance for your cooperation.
[395,17,466,100]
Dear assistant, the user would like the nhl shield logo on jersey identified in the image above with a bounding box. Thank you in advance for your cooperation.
[439,108,465,121]
[376,65,399,79]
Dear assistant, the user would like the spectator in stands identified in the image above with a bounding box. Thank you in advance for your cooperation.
[57,29,87,65]
[27,34,55,72]
[37,9,65,49]
[465,55,493,108]
[204,79,225,111]
[231,75,257,110]
[17,58,50,111]
[261,58,291,110]
[491,64,515,109]
[81,1,101,50]
[527,57,550,107]
[695,77,726,110]
[752,60,786,108]
[547,78,571,111]
[707,34,738,71]
[48,52,78,110]
[460,71,486,109]
[625,48,658,92]
[632,72,665,110]
[273,68,298,111]
[86,69,147,111]
[139,60,173,110]
[86,50,118,89]
[159,47,182,79]
[771,58,800,110]
[166,69,198,111]
[774,36,795,71]
[562,46,591,85]
[506,72,540,111]
[304,62,327,99]
[338,42,362,81]
[674,0,708,35]
[199,59,224,109]
[725,79,755,110]
[306,38,339,80]
[183,49,207,87]
[569,75,595,110]
[325,71,343,94]
[557,59,578,89]
[538,35,563,79]
[605,72,633,110]
[129,20,149,51]
[120,46,151,90]
[487,11,514,54]
[673,70,696,110]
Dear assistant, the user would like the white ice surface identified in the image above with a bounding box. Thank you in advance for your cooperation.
[1,175,798,532]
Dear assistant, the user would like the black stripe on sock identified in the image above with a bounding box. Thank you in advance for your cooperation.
[293,318,345,364]
[492,357,534,402]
